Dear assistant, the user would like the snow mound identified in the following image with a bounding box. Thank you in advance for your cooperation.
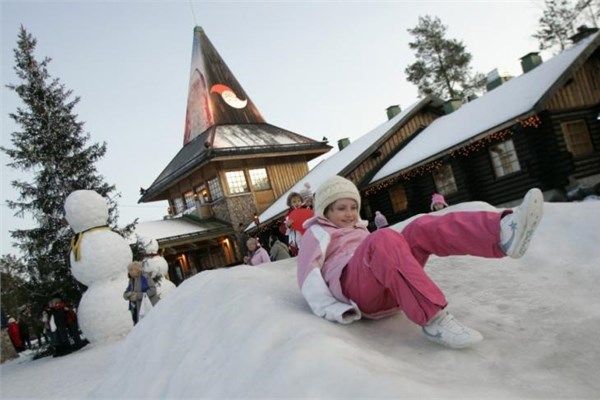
[92,202,600,399]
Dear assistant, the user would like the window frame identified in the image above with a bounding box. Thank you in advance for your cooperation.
[224,170,249,195]
[432,164,458,196]
[184,191,196,210]
[389,184,408,213]
[561,119,594,157]
[248,168,271,191]
[172,196,185,214]
[489,139,521,178]
[208,177,224,201]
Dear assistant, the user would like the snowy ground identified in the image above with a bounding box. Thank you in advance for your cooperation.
[1,201,599,399]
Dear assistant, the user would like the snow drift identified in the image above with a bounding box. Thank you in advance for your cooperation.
[89,201,600,399]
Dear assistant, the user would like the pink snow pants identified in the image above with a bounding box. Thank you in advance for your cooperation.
[341,211,508,326]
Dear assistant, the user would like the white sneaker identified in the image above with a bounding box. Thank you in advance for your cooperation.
[500,188,544,258]
[422,311,483,349]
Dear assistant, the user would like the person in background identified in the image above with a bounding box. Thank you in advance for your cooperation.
[243,237,271,266]
[280,192,304,256]
[269,233,291,261]
[297,176,544,349]
[299,182,314,210]
[431,193,449,211]
[7,317,24,352]
[374,211,389,229]
[123,261,159,325]
[47,297,73,357]
[235,222,249,261]
[17,307,32,350]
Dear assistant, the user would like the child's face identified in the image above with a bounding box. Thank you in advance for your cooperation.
[290,196,303,209]
[325,199,359,228]
[432,203,445,211]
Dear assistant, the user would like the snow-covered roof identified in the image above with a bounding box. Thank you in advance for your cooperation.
[371,31,600,184]
[131,217,230,243]
[248,97,435,230]
[140,123,330,203]
[210,124,321,148]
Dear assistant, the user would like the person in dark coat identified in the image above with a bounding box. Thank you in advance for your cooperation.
[48,298,73,357]
[17,307,33,349]
[269,233,291,261]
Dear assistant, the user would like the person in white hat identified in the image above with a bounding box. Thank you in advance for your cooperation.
[297,175,544,349]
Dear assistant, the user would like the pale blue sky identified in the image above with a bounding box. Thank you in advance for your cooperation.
[2,0,545,255]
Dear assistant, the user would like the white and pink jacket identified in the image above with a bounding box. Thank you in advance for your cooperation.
[296,216,367,324]
[246,246,270,266]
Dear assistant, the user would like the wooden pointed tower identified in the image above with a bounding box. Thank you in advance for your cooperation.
[137,27,331,278]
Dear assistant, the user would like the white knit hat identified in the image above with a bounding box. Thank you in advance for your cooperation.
[314,176,361,218]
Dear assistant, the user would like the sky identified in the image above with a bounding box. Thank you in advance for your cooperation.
[2,200,600,399]
[1,1,547,256]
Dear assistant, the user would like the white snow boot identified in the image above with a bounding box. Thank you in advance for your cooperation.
[500,188,544,258]
[422,310,483,349]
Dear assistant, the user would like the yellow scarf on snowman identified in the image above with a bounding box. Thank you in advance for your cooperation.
[70,225,111,261]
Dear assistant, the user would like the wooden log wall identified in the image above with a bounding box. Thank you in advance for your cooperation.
[546,49,600,111]
[548,108,600,181]
[348,110,439,185]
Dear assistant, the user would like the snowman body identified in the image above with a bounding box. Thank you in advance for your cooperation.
[139,237,176,299]
[65,190,132,342]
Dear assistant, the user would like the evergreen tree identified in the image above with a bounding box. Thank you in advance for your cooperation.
[404,15,485,101]
[534,0,599,53]
[0,255,29,317]
[1,26,123,307]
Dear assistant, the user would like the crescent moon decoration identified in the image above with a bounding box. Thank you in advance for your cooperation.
[210,83,248,109]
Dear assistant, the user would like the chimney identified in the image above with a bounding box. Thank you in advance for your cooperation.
[520,53,543,73]
[569,25,599,44]
[443,98,462,114]
[386,105,401,120]
[338,138,351,150]
[486,68,513,91]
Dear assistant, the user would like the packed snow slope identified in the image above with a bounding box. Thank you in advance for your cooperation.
[1,202,598,399]
[91,201,599,399]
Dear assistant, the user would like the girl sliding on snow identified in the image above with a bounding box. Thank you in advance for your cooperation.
[297,176,543,349]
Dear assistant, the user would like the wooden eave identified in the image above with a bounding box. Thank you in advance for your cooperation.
[533,34,600,112]
[339,96,443,177]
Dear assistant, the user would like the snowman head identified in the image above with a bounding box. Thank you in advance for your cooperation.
[141,237,159,254]
[65,190,109,233]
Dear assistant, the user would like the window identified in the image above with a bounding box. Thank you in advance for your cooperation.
[208,177,223,200]
[225,170,249,194]
[489,139,521,178]
[561,120,593,157]
[389,185,408,213]
[248,168,271,191]
[172,197,185,214]
[184,191,195,209]
[195,184,210,204]
[432,164,458,195]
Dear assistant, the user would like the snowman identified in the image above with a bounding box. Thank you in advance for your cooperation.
[64,190,133,342]
[138,236,176,299]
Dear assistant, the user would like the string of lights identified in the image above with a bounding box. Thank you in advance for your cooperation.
[363,115,542,196]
